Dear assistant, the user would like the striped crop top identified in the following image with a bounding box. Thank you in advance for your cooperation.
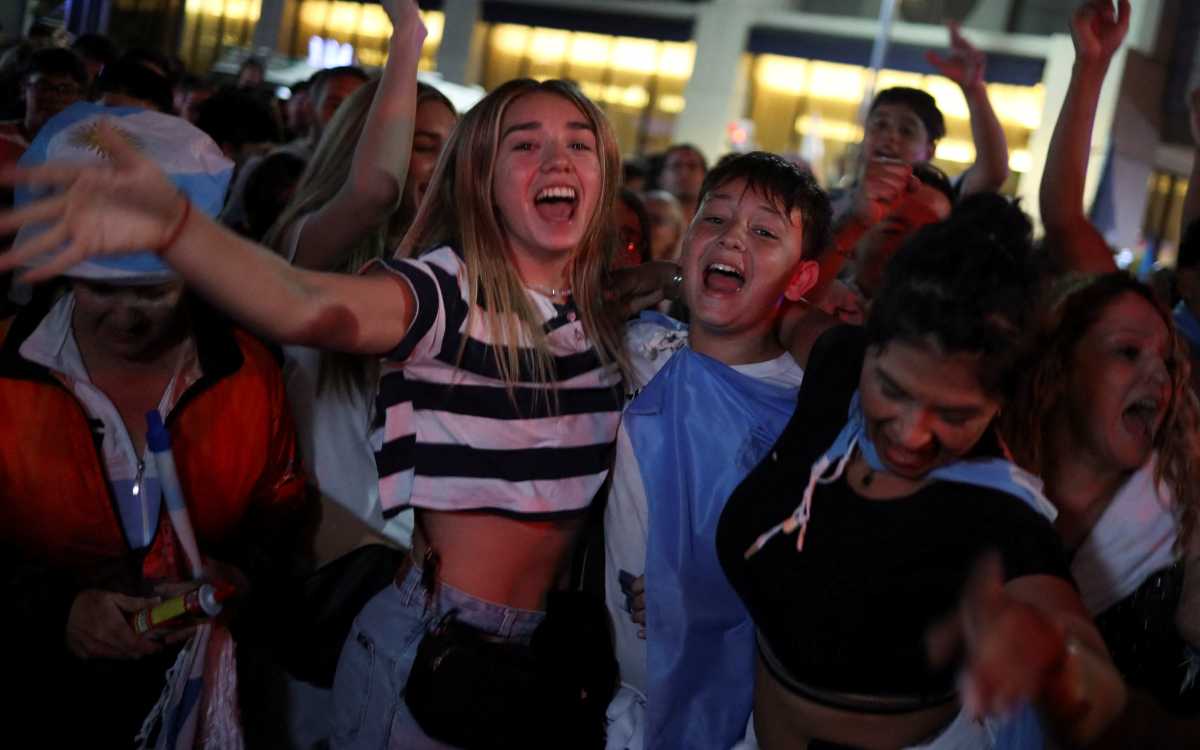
[370,246,624,517]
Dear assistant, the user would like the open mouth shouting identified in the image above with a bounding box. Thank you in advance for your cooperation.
[534,184,579,223]
[703,261,746,294]
[1121,394,1165,445]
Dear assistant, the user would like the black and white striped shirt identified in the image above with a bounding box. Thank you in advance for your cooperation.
[370,246,623,517]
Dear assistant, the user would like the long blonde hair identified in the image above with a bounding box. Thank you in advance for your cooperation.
[265,78,456,396]
[1005,273,1200,551]
[399,78,627,397]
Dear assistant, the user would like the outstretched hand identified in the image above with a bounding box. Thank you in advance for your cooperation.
[0,119,184,284]
[927,554,1072,720]
[1070,0,1130,66]
[925,21,986,92]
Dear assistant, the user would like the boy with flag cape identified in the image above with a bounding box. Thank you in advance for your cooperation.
[603,152,831,749]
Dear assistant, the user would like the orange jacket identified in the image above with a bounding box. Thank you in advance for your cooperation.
[0,301,310,587]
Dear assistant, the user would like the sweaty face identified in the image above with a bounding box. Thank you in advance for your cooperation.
[315,74,365,128]
[660,147,706,201]
[402,98,457,216]
[863,103,933,165]
[492,92,602,263]
[1064,293,1173,472]
[860,339,1000,479]
[681,178,814,339]
[71,281,187,361]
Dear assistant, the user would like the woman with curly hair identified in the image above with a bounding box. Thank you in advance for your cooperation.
[1004,274,1200,716]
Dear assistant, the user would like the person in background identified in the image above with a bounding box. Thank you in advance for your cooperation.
[95,51,174,112]
[658,142,707,226]
[643,189,685,263]
[0,47,86,160]
[220,65,368,230]
[70,33,120,93]
[241,151,306,241]
[173,73,215,124]
[193,86,281,176]
[237,56,266,90]
[284,77,314,142]
[612,187,651,271]
[0,102,313,748]
[623,155,648,193]
[1173,222,1200,389]
[1026,1,1200,736]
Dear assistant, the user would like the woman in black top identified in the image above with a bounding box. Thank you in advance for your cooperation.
[717,197,1126,748]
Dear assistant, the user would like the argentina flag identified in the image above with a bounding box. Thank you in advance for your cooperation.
[14,101,233,283]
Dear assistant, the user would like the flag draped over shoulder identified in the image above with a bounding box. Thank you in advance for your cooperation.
[14,101,233,283]
[624,347,799,750]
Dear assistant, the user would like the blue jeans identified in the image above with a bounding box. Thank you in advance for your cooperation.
[330,561,545,750]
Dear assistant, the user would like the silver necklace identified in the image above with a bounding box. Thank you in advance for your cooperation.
[527,282,572,298]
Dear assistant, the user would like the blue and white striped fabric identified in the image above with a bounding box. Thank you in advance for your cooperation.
[14,102,233,284]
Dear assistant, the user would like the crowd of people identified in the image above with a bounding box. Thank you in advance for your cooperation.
[0,0,1198,747]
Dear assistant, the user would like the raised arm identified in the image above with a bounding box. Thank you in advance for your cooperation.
[1040,0,1129,274]
[0,123,414,355]
[290,0,425,271]
[926,22,1010,198]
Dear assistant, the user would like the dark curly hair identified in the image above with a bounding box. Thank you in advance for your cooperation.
[865,192,1037,398]
[697,151,832,260]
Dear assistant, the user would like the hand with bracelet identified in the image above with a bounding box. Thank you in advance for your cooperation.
[0,120,191,282]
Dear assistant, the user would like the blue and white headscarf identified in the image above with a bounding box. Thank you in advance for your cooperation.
[14,102,233,284]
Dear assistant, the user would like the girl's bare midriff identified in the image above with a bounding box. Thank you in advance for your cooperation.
[412,508,587,610]
[753,655,961,750]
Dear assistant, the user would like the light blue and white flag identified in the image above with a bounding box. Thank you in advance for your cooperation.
[14,102,233,284]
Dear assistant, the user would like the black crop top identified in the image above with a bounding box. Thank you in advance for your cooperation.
[716,326,1072,700]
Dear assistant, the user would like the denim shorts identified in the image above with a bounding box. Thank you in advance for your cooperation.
[330,560,545,750]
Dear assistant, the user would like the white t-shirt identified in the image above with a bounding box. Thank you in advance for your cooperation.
[604,319,804,694]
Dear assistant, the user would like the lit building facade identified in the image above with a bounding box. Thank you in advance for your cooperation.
[29,0,1200,259]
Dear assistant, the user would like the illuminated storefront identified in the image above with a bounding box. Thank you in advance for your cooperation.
[477,22,695,155]
[179,0,262,73]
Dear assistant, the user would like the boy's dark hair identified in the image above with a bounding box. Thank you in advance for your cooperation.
[71,33,120,67]
[193,86,280,150]
[870,87,946,144]
[244,151,306,240]
[23,47,87,87]
[697,151,832,260]
[95,52,173,112]
[1179,219,1200,272]
[867,193,1037,398]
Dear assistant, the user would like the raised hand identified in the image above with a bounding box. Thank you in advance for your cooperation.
[853,159,916,226]
[1071,0,1130,66]
[925,21,986,92]
[0,119,185,284]
[383,0,427,49]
